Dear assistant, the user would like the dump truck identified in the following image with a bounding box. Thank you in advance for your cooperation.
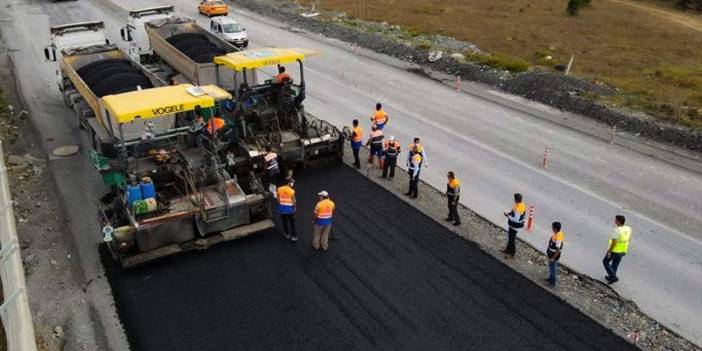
[45,21,273,268]
[43,21,166,133]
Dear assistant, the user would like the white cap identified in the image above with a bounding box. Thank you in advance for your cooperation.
[318,190,329,197]
[389,135,395,141]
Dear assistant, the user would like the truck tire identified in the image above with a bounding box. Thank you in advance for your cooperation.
[92,73,153,97]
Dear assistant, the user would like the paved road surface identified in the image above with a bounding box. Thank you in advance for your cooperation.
[118,0,702,343]
[103,165,636,351]
[0,0,699,346]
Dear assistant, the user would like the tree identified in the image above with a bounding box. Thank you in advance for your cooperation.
[567,0,592,15]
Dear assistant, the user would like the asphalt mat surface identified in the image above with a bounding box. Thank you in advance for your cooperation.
[102,164,636,351]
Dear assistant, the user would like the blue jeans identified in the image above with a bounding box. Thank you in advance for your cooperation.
[548,260,558,285]
[603,252,625,280]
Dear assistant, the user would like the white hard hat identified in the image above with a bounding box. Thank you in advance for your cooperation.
[318,190,329,197]
[389,135,395,141]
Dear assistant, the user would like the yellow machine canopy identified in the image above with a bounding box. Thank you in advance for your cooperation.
[213,48,318,71]
[103,84,231,124]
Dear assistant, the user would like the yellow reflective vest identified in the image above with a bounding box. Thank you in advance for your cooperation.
[610,225,632,254]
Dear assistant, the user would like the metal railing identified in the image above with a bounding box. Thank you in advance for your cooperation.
[0,141,37,351]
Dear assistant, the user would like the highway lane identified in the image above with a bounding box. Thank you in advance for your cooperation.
[2,0,700,345]
[112,0,702,343]
[103,165,637,351]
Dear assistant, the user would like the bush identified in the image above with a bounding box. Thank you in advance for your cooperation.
[677,0,702,10]
[567,0,592,15]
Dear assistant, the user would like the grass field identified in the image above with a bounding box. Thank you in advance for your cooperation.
[297,0,702,127]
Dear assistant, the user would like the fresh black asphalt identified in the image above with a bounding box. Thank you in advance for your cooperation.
[102,164,637,351]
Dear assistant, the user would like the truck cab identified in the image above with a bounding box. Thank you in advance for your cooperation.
[44,21,110,92]
[120,6,175,62]
[209,17,248,48]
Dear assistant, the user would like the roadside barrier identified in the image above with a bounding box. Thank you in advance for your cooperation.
[0,141,38,351]
[542,145,550,169]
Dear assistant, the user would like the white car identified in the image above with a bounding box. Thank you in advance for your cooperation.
[209,17,248,48]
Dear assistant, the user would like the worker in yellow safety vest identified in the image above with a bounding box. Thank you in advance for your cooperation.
[502,193,526,257]
[546,222,564,287]
[405,151,422,199]
[407,137,427,169]
[313,191,336,251]
[277,177,297,242]
[370,103,389,130]
[603,215,632,284]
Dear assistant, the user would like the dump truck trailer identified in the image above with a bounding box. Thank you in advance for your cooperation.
[44,21,166,132]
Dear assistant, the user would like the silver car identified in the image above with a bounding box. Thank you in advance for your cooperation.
[210,17,248,48]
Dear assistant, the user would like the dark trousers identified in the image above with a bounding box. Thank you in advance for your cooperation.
[505,228,518,256]
[408,171,419,197]
[281,213,297,238]
[382,156,397,178]
[548,259,558,285]
[447,195,460,224]
[603,252,625,280]
[352,147,361,168]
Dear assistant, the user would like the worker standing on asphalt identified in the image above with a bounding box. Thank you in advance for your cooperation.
[277,177,298,242]
[502,193,526,257]
[405,151,422,199]
[366,125,384,167]
[382,136,401,179]
[545,222,564,287]
[313,191,336,251]
[370,102,389,130]
[603,215,632,284]
[351,119,363,169]
[408,137,428,168]
[264,145,280,195]
[445,171,461,226]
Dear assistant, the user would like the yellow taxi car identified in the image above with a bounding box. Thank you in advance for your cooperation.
[198,0,229,17]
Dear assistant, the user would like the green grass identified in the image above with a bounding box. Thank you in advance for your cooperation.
[465,51,530,73]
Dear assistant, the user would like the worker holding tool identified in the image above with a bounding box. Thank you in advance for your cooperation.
[313,191,335,251]
[366,125,384,168]
[545,222,564,287]
[350,119,363,169]
[502,193,526,257]
[275,66,291,83]
[408,137,428,168]
[264,145,280,195]
[277,177,298,242]
[382,136,401,179]
[445,171,461,226]
[405,151,422,199]
[603,215,632,284]
[370,103,389,130]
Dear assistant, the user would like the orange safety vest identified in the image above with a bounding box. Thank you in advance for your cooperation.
[315,199,335,225]
[447,178,460,197]
[276,73,291,83]
[207,117,225,133]
[277,185,295,210]
[352,126,363,142]
[373,109,387,124]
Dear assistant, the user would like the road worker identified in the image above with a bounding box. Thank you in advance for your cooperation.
[206,114,226,135]
[445,171,461,226]
[405,151,422,199]
[366,125,384,167]
[313,191,335,251]
[264,145,280,194]
[277,177,298,242]
[370,102,389,130]
[275,66,291,83]
[603,215,632,284]
[502,193,526,257]
[350,119,363,169]
[407,137,427,168]
[382,136,401,179]
[546,222,564,286]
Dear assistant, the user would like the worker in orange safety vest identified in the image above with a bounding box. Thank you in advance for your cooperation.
[277,177,298,242]
[350,119,363,169]
[313,191,336,251]
[370,103,389,130]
